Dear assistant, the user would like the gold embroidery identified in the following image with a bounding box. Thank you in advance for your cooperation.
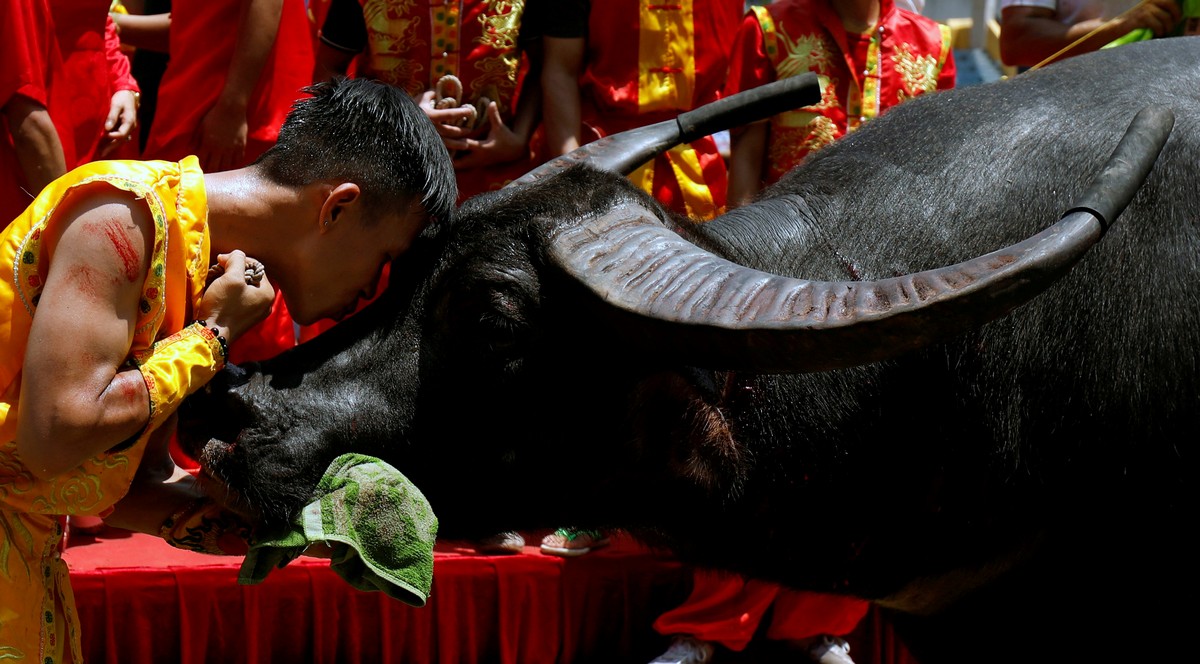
[893,42,940,102]
[0,449,36,500]
[374,58,427,96]
[363,0,427,92]
[373,0,415,14]
[800,115,838,153]
[364,3,424,53]
[31,473,104,515]
[476,0,523,52]
[814,75,839,111]
[774,25,835,79]
[470,55,518,111]
[0,509,37,581]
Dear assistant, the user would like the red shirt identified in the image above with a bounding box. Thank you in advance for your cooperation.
[556,0,743,133]
[53,0,140,165]
[542,0,743,218]
[1,0,74,222]
[142,0,314,165]
[727,0,956,184]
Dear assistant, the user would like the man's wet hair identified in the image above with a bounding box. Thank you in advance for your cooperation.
[255,77,457,225]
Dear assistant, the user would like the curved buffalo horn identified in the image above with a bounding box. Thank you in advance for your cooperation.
[547,105,1175,373]
[507,73,821,188]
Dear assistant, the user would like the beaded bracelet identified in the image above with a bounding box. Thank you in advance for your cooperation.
[191,320,230,365]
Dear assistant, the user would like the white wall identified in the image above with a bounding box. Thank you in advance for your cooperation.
[924,0,999,49]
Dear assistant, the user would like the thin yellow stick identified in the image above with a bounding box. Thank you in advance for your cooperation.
[1026,0,1150,72]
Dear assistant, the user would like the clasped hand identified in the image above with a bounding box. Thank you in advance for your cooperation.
[418,90,529,169]
[195,250,275,343]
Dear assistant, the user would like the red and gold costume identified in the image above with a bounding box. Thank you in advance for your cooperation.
[727,0,955,184]
[0,158,228,661]
[320,0,534,199]
[0,0,75,222]
[52,0,141,166]
[555,0,743,219]
[141,0,314,165]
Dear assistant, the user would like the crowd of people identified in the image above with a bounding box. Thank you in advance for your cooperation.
[2,0,1194,662]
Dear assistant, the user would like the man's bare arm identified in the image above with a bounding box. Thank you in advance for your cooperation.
[110,12,171,53]
[16,191,155,479]
[727,122,768,209]
[198,0,284,171]
[541,36,586,157]
[4,94,67,196]
[1000,1,1181,68]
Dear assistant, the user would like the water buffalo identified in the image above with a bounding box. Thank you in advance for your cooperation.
[180,38,1196,663]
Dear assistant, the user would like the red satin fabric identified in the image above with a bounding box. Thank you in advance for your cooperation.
[66,530,920,663]
[653,570,871,651]
[66,531,689,663]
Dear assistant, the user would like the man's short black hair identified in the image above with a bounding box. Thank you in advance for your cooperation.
[255,77,457,225]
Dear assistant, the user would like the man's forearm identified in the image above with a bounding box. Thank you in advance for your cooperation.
[542,65,583,157]
[5,97,66,194]
[220,0,284,111]
[727,123,767,209]
[541,35,586,157]
[111,12,172,53]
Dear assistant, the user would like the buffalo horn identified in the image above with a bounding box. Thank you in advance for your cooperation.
[547,106,1175,373]
[506,74,822,188]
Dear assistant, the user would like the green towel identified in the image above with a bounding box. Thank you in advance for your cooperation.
[238,453,438,607]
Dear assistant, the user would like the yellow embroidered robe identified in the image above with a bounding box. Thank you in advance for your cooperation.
[0,157,224,662]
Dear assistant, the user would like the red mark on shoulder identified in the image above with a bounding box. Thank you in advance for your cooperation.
[100,219,141,283]
[62,264,104,302]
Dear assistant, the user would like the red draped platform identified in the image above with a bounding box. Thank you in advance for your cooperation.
[64,530,918,663]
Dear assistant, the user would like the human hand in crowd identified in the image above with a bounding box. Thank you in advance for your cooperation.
[195,250,275,344]
[450,101,529,170]
[1122,0,1182,37]
[98,89,139,158]
[416,89,479,148]
[196,100,249,172]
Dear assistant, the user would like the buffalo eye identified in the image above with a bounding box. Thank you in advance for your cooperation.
[481,290,529,358]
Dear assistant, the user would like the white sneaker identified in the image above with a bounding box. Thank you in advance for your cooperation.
[474,531,525,554]
[808,636,855,664]
[648,636,714,664]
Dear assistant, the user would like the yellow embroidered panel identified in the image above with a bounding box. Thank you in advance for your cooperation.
[664,144,717,219]
[853,32,881,130]
[638,0,696,114]
[429,0,462,81]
